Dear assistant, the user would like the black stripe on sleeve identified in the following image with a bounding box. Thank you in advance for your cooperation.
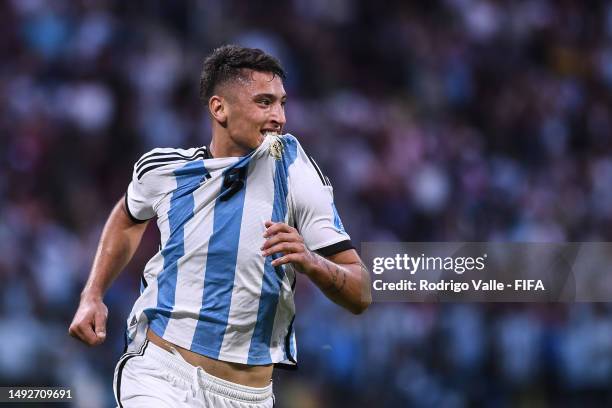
[307,155,329,186]
[137,155,201,175]
[124,193,150,224]
[135,146,207,168]
[136,152,206,180]
[136,148,206,173]
[136,150,166,167]
[315,240,354,257]
[136,150,179,168]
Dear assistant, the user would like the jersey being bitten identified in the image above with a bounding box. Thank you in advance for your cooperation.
[123,134,352,367]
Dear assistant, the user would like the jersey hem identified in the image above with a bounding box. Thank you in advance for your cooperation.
[316,239,354,257]
[310,237,353,254]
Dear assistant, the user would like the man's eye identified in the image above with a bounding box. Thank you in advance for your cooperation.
[259,99,271,106]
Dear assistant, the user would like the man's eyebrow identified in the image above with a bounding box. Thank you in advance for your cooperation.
[253,93,288,100]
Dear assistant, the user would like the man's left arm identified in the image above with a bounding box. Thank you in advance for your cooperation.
[262,221,371,314]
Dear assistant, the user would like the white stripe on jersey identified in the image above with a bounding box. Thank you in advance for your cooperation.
[218,154,276,363]
[161,174,224,349]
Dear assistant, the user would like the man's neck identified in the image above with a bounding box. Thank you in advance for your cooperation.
[209,135,251,158]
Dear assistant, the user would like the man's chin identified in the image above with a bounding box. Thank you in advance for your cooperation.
[243,133,276,151]
[252,135,264,148]
[242,136,263,151]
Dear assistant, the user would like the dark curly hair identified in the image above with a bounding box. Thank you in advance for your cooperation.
[199,45,286,102]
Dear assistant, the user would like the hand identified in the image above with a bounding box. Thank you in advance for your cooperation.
[261,221,318,274]
[68,294,108,346]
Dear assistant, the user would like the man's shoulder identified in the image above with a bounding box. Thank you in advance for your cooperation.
[280,135,330,185]
[135,146,209,166]
[132,146,209,182]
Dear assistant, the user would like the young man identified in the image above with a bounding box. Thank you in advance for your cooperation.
[69,45,371,408]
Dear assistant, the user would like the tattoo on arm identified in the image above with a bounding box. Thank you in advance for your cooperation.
[334,267,347,293]
[324,263,346,294]
[307,251,348,294]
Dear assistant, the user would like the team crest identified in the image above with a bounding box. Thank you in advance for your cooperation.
[269,137,284,160]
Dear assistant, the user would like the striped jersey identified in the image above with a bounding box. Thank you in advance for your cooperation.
[123,134,351,366]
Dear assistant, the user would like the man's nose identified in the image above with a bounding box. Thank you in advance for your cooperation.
[269,104,286,129]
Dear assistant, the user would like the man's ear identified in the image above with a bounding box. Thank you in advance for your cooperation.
[209,95,227,124]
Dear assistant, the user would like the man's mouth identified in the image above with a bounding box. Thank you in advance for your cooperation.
[261,130,280,137]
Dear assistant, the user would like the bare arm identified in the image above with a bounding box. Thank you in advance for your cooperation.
[262,221,372,314]
[68,196,149,345]
[298,248,371,314]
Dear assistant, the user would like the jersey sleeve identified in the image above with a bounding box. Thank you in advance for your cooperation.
[288,139,353,256]
[125,149,166,222]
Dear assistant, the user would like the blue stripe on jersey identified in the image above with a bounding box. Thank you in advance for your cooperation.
[247,136,299,364]
[331,202,346,233]
[149,160,209,337]
[190,155,253,358]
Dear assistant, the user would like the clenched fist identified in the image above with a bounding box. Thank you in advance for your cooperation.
[68,295,108,346]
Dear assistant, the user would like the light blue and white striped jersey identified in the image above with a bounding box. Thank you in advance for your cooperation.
[123,134,351,366]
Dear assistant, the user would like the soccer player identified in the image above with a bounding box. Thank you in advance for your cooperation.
[69,45,371,408]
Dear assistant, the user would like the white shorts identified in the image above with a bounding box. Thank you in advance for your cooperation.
[113,340,275,408]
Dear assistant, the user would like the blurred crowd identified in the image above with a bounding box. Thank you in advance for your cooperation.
[1,0,612,406]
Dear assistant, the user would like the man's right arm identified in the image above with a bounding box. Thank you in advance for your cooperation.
[68,196,149,346]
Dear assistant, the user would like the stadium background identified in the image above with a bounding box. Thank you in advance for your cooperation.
[2,0,612,406]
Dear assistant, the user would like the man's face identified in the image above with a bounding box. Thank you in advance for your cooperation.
[222,70,287,151]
